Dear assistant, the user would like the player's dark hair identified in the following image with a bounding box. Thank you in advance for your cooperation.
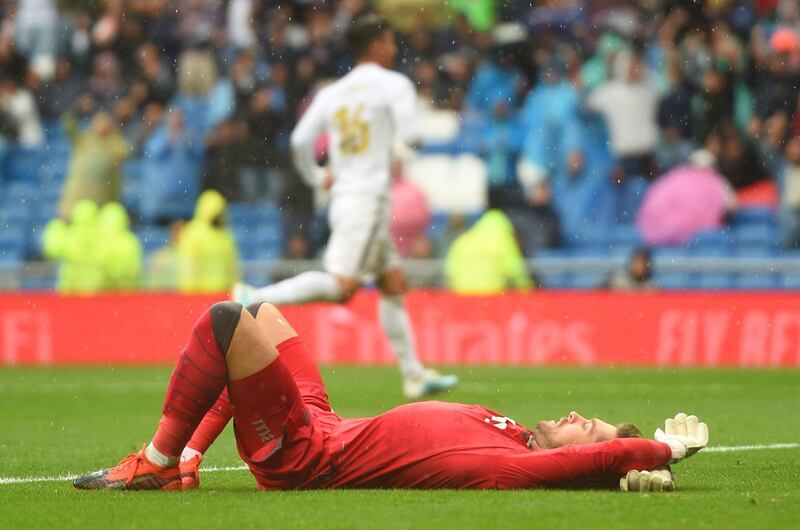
[346,14,389,58]
[616,423,643,439]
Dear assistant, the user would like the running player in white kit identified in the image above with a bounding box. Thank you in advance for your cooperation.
[234,15,458,400]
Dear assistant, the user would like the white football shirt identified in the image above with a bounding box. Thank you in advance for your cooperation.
[290,63,419,198]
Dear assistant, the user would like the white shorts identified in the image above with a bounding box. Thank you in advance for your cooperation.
[323,195,400,279]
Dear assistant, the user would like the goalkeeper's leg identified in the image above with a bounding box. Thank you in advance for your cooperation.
[74,302,284,490]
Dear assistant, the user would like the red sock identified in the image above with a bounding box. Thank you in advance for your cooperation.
[152,308,230,457]
[185,389,233,455]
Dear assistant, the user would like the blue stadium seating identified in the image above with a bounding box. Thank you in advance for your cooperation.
[734,246,778,258]
[0,116,796,293]
[253,244,284,261]
[731,207,777,226]
[610,224,644,247]
[734,224,779,248]
[691,273,734,290]
[137,227,170,253]
[0,204,30,227]
[736,274,779,290]
[5,147,41,182]
[0,228,26,263]
[21,276,57,290]
[228,204,260,227]
[569,246,607,259]
[259,204,282,223]
[533,249,570,288]
[691,245,734,289]
[653,247,691,289]
[563,273,607,289]
[32,203,59,226]
[654,272,691,290]
[689,229,734,251]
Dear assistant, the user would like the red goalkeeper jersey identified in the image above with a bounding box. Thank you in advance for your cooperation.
[322,401,671,489]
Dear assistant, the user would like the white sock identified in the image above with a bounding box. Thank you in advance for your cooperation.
[146,442,179,467]
[180,446,203,463]
[252,271,343,305]
[379,295,424,377]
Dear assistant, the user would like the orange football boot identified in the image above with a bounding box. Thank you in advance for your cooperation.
[180,455,202,490]
[73,446,182,490]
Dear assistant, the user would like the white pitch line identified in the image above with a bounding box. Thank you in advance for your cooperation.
[1,443,797,486]
[704,442,799,453]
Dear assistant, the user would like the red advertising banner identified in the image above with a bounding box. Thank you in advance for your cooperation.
[2,291,800,366]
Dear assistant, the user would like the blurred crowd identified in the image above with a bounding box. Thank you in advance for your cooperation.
[2,0,800,293]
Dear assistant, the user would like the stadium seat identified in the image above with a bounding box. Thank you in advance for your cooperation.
[617,176,648,224]
[607,245,637,260]
[258,204,282,223]
[563,273,606,289]
[228,204,260,227]
[653,247,691,289]
[242,270,270,287]
[0,205,31,228]
[653,272,690,290]
[536,273,568,289]
[21,276,56,291]
[734,246,778,258]
[691,273,733,290]
[689,229,734,250]
[532,249,570,288]
[780,273,800,289]
[573,225,609,252]
[251,224,283,245]
[0,228,25,263]
[427,212,450,240]
[4,181,36,202]
[237,242,260,261]
[736,274,779,290]
[27,223,47,259]
[253,244,284,261]
[690,246,733,289]
[610,224,644,247]
[5,148,41,182]
[731,207,777,226]
[38,159,68,183]
[733,224,779,247]
[137,227,170,253]
[32,202,59,226]
[569,247,607,259]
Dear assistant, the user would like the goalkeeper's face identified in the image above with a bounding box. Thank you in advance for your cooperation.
[533,411,617,449]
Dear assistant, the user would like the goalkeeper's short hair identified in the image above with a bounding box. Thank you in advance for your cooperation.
[616,423,643,439]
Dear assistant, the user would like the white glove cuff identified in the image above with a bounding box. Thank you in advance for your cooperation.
[664,439,687,462]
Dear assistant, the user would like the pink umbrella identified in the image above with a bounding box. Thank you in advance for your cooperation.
[636,165,728,246]
[391,176,431,257]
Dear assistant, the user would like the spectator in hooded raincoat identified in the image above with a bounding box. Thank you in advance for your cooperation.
[176,190,239,293]
[59,111,132,220]
[445,209,532,295]
[43,200,105,294]
[97,202,142,290]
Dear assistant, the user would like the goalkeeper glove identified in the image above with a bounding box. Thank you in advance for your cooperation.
[654,412,709,463]
[619,469,674,492]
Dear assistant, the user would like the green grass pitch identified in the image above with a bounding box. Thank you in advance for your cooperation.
[2,365,799,529]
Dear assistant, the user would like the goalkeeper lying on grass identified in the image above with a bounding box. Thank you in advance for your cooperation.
[74,302,708,492]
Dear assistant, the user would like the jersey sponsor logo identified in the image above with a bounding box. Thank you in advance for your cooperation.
[251,417,275,444]
[484,416,516,430]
